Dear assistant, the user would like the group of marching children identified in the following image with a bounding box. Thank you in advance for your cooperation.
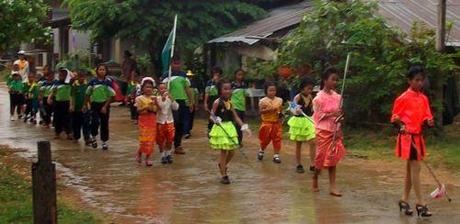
[7,62,116,151]
[208,66,346,194]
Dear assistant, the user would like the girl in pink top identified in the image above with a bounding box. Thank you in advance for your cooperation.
[312,67,346,197]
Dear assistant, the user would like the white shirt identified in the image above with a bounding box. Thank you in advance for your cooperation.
[156,97,179,124]
[13,59,29,82]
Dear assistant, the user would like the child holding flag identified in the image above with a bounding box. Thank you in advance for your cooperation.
[288,78,316,173]
[257,82,284,163]
[209,79,250,184]
[156,82,178,164]
[391,65,434,217]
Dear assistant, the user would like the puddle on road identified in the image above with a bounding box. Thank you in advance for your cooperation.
[1,86,459,223]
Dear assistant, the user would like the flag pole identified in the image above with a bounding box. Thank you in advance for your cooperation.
[167,14,178,89]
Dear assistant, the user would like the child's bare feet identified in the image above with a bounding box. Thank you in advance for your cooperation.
[312,176,319,192]
[329,191,342,197]
[135,154,142,163]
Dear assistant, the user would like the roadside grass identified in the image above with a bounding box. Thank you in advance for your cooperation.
[0,149,102,224]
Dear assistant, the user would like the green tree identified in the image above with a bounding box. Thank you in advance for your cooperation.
[63,0,281,72]
[273,0,460,124]
[0,0,51,53]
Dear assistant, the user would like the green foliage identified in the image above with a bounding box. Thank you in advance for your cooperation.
[275,0,460,123]
[55,50,94,74]
[63,0,267,71]
[0,0,51,52]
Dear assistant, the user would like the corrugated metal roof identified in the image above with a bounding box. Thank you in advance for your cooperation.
[208,1,312,45]
[377,0,460,46]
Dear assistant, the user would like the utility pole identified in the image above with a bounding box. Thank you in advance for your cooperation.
[435,0,447,129]
[436,0,446,51]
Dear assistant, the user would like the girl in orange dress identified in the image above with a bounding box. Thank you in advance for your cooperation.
[312,67,346,197]
[135,77,158,166]
[391,65,434,217]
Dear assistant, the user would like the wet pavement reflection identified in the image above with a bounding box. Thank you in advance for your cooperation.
[1,85,459,223]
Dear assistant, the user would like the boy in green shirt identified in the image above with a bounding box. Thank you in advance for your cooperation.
[231,68,248,146]
[85,64,115,150]
[23,73,40,124]
[48,68,73,139]
[39,71,55,127]
[71,70,91,145]
[204,66,221,133]
[7,68,25,121]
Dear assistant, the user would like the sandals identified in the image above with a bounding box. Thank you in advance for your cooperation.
[272,155,281,164]
[296,165,305,173]
[415,204,432,217]
[257,151,264,161]
[398,200,413,216]
[220,176,231,184]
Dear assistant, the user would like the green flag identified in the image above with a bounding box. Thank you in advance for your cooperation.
[161,15,177,74]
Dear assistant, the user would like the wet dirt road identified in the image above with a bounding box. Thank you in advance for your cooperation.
[1,85,459,224]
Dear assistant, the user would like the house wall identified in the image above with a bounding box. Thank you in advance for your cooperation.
[68,28,90,54]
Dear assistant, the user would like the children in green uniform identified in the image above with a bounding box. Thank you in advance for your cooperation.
[71,70,91,144]
[48,68,73,139]
[39,71,55,127]
[204,67,221,133]
[85,64,115,150]
[7,68,25,121]
[231,69,248,146]
[23,73,40,124]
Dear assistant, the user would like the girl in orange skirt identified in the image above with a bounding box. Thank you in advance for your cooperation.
[135,77,158,166]
[391,65,434,217]
[312,67,345,197]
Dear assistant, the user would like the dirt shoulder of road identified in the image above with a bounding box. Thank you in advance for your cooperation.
[0,145,110,224]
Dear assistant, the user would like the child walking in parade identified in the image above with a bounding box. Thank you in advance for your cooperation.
[209,79,250,184]
[391,65,434,217]
[288,78,316,173]
[39,70,55,128]
[135,77,158,166]
[231,69,248,146]
[23,73,40,124]
[183,70,199,139]
[257,82,284,163]
[312,67,346,197]
[156,82,178,164]
[48,68,73,140]
[85,64,115,150]
[204,67,221,134]
[71,70,91,145]
[7,68,25,121]
[127,72,140,124]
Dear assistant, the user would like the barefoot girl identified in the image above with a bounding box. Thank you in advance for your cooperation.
[288,78,316,173]
[391,65,434,217]
[312,67,346,197]
[135,77,158,166]
[209,79,250,184]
